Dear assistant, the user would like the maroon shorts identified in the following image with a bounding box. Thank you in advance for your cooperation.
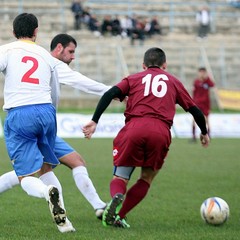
[113,117,171,171]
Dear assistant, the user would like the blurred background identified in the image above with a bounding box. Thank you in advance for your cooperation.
[0,0,240,110]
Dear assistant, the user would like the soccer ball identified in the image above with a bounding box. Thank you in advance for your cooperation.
[200,197,230,226]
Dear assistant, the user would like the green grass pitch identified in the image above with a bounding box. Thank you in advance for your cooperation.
[0,137,239,240]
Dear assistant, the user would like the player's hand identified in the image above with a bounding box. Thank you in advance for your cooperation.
[200,134,210,147]
[82,120,97,139]
[123,96,128,104]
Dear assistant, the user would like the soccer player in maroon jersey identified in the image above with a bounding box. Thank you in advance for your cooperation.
[191,67,215,142]
[83,47,210,228]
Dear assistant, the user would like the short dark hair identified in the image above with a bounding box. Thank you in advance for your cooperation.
[50,33,77,51]
[198,67,207,71]
[13,13,38,39]
[143,47,166,68]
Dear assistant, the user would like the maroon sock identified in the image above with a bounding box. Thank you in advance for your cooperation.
[118,179,150,219]
[110,178,127,197]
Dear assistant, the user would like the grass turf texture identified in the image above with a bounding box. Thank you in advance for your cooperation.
[0,137,239,240]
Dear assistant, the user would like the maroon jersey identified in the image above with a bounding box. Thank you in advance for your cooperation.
[113,67,197,170]
[192,77,214,116]
[116,67,196,127]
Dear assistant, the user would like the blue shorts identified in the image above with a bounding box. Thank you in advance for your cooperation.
[54,136,75,159]
[4,104,59,177]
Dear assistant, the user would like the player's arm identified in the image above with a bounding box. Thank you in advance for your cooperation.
[188,106,207,134]
[207,78,215,87]
[188,106,210,147]
[82,86,123,139]
[92,86,123,123]
[56,61,111,95]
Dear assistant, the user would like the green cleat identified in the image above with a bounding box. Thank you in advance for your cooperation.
[113,215,130,228]
[102,193,124,227]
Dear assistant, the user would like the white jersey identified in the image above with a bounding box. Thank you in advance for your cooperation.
[54,58,111,95]
[0,40,59,110]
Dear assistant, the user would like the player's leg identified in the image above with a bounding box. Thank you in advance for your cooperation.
[102,122,144,227]
[39,167,75,233]
[191,119,197,142]
[102,167,157,229]
[205,115,210,138]
[112,118,169,228]
[55,136,106,218]
[19,168,67,228]
[117,167,158,222]
[102,167,134,227]
[37,107,75,232]
[0,161,70,230]
[109,165,136,198]
[0,170,19,193]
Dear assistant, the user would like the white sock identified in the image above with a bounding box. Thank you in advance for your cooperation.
[21,176,48,199]
[39,171,65,208]
[72,166,106,210]
[0,170,19,193]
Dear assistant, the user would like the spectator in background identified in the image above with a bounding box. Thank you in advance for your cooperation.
[112,15,122,37]
[196,6,211,39]
[88,14,101,37]
[147,16,162,37]
[191,67,215,142]
[130,17,145,45]
[101,15,113,36]
[71,0,83,30]
[82,6,92,26]
[120,15,134,38]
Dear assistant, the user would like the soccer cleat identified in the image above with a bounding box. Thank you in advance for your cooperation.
[57,218,76,233]
[95,204,107,220]
[102,193,124,227]
[113,215,130,228]
[48,186,66,226]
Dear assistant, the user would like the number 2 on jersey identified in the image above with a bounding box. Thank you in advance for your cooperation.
[21,56,39,84]
[142,74,168,97]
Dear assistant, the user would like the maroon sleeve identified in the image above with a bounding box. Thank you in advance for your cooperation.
[206,77,215,87]
[116,77,130,95]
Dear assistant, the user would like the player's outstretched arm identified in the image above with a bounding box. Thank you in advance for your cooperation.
[56,60,111,95]
[82,86,123,139]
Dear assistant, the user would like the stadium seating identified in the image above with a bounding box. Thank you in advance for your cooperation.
[0,0,239,109]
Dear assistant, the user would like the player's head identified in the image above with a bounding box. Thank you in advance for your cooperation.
[143,47,167,70]
[13,13,38,40]
[198,67,208,79]
[50,33,77,65]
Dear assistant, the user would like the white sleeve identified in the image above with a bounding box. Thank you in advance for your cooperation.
[0,47,7,72]
[50,67,60,108]
[56,60,111,96]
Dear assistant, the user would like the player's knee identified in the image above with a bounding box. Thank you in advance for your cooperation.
[60,152,86,169]
[141,168,158,184]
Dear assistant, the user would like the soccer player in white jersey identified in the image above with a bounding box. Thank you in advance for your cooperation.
[0,34,110,220]
[0,13,74,232]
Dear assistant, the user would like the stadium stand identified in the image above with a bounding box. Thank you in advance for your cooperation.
[0,0,240,109]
